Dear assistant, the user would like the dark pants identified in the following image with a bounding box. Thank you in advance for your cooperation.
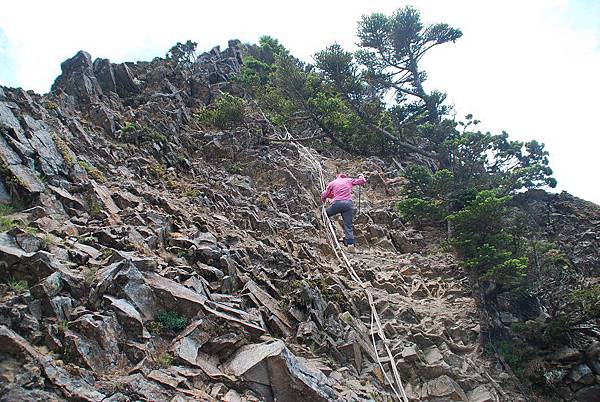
[326,200,354,245]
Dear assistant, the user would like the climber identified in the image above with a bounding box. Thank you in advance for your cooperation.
[321,173,367,252]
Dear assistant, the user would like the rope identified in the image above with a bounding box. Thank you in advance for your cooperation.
[280,125,409,402]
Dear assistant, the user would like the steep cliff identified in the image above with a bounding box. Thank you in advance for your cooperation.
[0,42,597,402]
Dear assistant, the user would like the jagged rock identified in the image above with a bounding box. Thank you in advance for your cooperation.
[103,295,147,339]
[0,235,35,277]
[111,373,173,401]
[423,375,467,401]
[195,262,224,281]
[552,347,582,363]
[402,345,419,362]
[569,363,595,385]
[89,103,117,135]
[0,325,106,401]
[91,181,121,223]
[0,180,10,203]
[63,313,122,373]
[221,339,338,401]
[574,385,600,402]
[423,346,444,365]
[51,50,103,104]
[467,385,496,402]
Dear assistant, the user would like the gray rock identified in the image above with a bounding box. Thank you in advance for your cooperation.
[424,375,467,401]
[64,313,121,373]
[0,181,10,204]
[574,385,600,402]
[467,385,496,402]
[222,339,339,401]
[552,347,581,363]
[570,364,595,385]
[0,325,106,401]
[51,50,103,104]
[103,295,147,339]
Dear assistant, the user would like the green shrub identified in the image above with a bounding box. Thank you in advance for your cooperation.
[121,122,137,134]
[155,311,187,331]
[0,216,24,232]
[447,190,527,287]
[54,136,74,166]
[396,197,444,226]
[8,278,28,292]
[497,340,524,376]
[157,352,173,367]
[78,160,106,183]
[194,93,245,129]
[147,321,164,335]
[44,100,59,110]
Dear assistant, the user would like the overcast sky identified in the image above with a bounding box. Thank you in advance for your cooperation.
[1,0,599,203]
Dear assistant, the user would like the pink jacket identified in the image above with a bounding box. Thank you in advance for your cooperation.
[321,174,367,202]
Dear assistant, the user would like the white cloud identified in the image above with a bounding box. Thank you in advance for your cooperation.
[0,0,598,203]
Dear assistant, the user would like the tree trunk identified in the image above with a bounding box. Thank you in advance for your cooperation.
[408,57,439,124]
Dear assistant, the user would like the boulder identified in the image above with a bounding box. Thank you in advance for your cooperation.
[424,375,467,401]
[51,50,103,104]
[569,364,595,385]
[0,325,106,401]
[574,385,600,402]
[103,295,147,339]
[221,340,338,401]
[467,385,496,402]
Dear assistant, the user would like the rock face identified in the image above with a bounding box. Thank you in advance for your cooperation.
[0,41,539,401]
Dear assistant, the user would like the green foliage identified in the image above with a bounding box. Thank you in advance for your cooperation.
[194,93,245,129]
[155,311,187,331]
[83,266,98,285]
[443,125,556,193]
[354,6,461,128]
[146,320,164,335]
[166,40,198,73]
[121,122,137,134]
[0,216,23,232]
[157,352,173,367]
[44,100,59,110]
[8,278,28,292]
[448,190,527,286]
[78,160,106,183]
[89,200,102,215]
[0,203,22,232]
[57,320,70,332]
[148,163,166,178]
[182,188,200,198]
[0,203,16,216]
[396,197,444,226]
[573,284,600,319]
[497,340,524,377]
[54,136,74,167]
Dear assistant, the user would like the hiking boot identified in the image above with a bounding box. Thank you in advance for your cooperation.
[346,244,356,254]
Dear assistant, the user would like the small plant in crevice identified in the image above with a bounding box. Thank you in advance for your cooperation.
[148,163,166,178]
[57,320,70,333]
[8,278,28,293]
[155,311,188,331]
[44,100,59,110]
[83,266,98,285]
[156,352,174,368]
[54,136,74,166]
[89,200,102,215]
[78,160,106,183]
[182,188,200,198]
[121,122,137,134]
[146,320,164,335]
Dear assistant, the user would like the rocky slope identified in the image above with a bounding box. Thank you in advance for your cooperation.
[0,41,595,401]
